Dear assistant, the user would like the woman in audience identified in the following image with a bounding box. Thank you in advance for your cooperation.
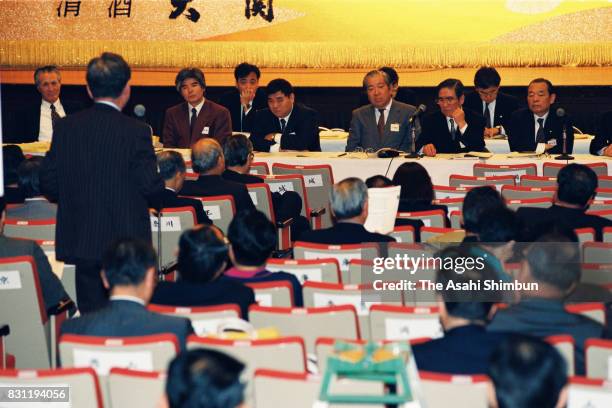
[151,225,255,319]
[7,156,57,220]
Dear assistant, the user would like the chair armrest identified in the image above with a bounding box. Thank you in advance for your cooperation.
[0,324,9,337]
[276,217,294,229]
[47,298,75,316]
[309,207,327,230]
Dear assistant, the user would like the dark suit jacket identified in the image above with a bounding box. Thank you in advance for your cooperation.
[11,99,83,143]
[507,108,574,154]
[488,298,604,375]
[180,174,255,215]
[222,169,264,185]
[158,188,211,226]
[162,100,232,148]
[0,235,70,311]
[412,325,508,375]
[590,111,612,155]
[218,88,267,133]
[6,198,57,220]
[417,110,486,153]
[40,103,164,263]
[298,222,395,245]
[464,91,520,131]
[151,278,256,320]
[516,204,612,242]
[250,103,321,152]
[3,187,25,205]
[60,299,194,350]
[224,267,304,307]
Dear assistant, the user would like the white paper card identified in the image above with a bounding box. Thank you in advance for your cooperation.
[72,349,153,375]
[303,251,361,272]
[255,293,273,307]
[312,293,377,316]
[151,216,182,231]
[249,169,260,175]
[390,123,400,132]
[0,271,22,290]
[384,318,443,340]
[268,267,323,284]
[203,205,221,220]
[364,186,401,235]
[421,218,432,227]
[267,182,294,195]
[435,191,465,199]
[202,126,210,135]
[248,192,258,205]
[536,143,546,154]
[567,386,612,407]
[608,356,612,380]
[484,170,526,178]
[304,174,323,188]
[192,319,224,336]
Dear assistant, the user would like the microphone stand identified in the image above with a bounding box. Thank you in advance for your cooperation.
[405,125,419,158]
[157,210,164,281]
[555,122,574,161]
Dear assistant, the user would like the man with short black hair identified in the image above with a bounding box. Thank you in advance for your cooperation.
[61,239,194,350]
[222,134,264,184]
[461,186,507,239]
[418,78,486,156]
[219,62,267,133]
[590,111,612,156]
[250,78,320,152]
[162,67,232,148]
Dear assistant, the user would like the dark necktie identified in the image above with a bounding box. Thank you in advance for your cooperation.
[190,107,197,134]
[484,103,492,128]
[377,108,385,137]
[50,104,61,129]
[241,104,250,132]
[280,118,286,133]
[449,118,457,140]
[536,118,546,143]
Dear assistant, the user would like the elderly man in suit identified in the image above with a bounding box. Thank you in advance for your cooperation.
[346,70,418,152]
[162,67,232,148]
[61,239,194,350]
[41,52,165,314]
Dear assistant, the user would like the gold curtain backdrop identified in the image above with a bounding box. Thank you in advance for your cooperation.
[0,0,611,69]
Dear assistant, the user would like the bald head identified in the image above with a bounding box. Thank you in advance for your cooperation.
[191,138,225,175]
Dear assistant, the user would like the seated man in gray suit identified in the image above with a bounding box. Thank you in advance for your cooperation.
[61,239,194,349]
[346,70,418,152]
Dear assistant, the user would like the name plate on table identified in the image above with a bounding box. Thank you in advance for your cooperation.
[304,174,324,188]
[384,317,443,340]
[267,182,295,195]
[0,271,21,290]
[72,349,153,376]
[203,206,221,220]
[151,217,181,231]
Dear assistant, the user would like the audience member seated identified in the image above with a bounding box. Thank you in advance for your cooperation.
[298,177,395,245]
[2,145,26,204]
[7,157,57,220]
[61,239,194,349]
[225,210,303,306]
[461,186,507,242]
[222,134,264,185]
[156,151,211,226]
[590,110,612,156]
[487,233,605,375]
[346,69,418,152]
[0,197,72,312]
[162,349,246,408]
[392,162,448,214]
[463,66,519,139]
[412,245,506,374]
[180,138,255,215]
[488,335,568,408]
[250,78,321,152]
[357,66,417,107]
[162,67,232,148]
[151,225,255,319]
[219,62,267,133]
[417,78,486,156]
[516,163,612,241]
[507,78,574,154]
[365,175,393,188]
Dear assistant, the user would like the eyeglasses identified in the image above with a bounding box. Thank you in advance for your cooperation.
[436,97,457,104]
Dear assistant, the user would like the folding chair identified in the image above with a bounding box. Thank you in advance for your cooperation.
[420,227,463,243]
[272,163,334,228]
[583,242,612,264]
[266,258,341,284]
[505,197,552,211]
[108,368,165,408]
[599,176,612,190]
[250,161,270,175]
[246,183,292,250]
[589,200,612,212]
[369,305,442,342]
[0,367,103,408]
[150,206,196,269]
[566,376,612,406]
[3,218,56,241]
[450,210,462,229]
[473,163,537,179]
[419,371,489,408]
[575,228,596,245]
[546,335,575,376]
[389,225,416,243]
[396,209,446,228]
[433,185,473,200]
[35,239,77,304]
[293,242,380,273]
[543,162,608,177]
[595,188,612,201]
[188,336,307,376]
[448,174,516,191]
[246,281,295,307]
[581,263,612,286]
[184,171,198,181]
[148,304,241,337]
[263,174,326,229]
[432,197,464,214]
[565,303,606,325]
[585,338,612,379]
[187,195,236,234]
[345,259,375,285]
[519,175,558,188]
[605,227,612,243]
[501,185,556,200]
[248,305,360,352]
[587,209,612,221]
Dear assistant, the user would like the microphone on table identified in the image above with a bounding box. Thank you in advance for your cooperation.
[554,107,574,161]
[133,104,146,120]
[406,104,427,158]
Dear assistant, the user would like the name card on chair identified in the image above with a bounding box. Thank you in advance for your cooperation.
[73,349,153,375]
[267,182,295,195]
[150,217,182,231]
[248,192,259,205]
[192,319,224,336]
[255,293,273,307]
[0,271,22,290]
[304,175,324,188]
[303,251,361,272]
[312,293,374,316]
[384,317,443,340]
[484,170,526,179]
[568,385,612,407]
[268,267,322,284]
[202,206,221,220]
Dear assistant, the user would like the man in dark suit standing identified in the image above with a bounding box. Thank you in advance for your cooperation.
[250,79,321,152]
[418,79,486,156]
[464,67,519,139]
[40,52,165,314]
[589,111,612,156]
[12,65,83,144]
[507,78,574,154]
[346,69,418,152]
[180,138,255,215]
[156,151,211,226]
[218,62,267,133]
[61,239,194,350]
[162,68,232,148]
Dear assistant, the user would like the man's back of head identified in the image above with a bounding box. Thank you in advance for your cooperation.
[228,210,276,267]
[191,139,224,175]
[223,134,253,170]
[102,239,157,294]
[86,52,131,100]
[17,157,45,198]
[157,151,187,185]
[330,177,368,222]
[556,163,597,208]
[462,186,506,235]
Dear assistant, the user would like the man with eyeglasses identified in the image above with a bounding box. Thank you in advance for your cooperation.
[417,79,486,156]
[464,67,519,139]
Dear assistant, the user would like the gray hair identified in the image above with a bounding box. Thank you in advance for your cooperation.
[362,70,391,90]
[330,177,368,220]
[34,65,61,86]
[192,139,223,174]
